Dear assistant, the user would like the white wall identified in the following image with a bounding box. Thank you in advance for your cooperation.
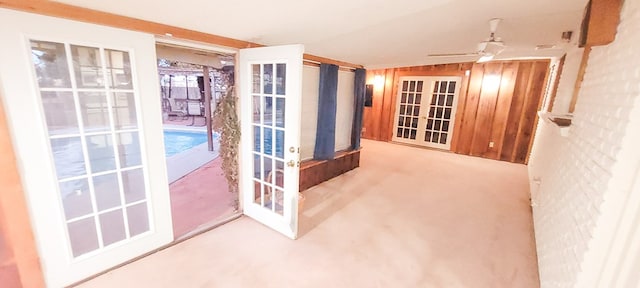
[336,70,355,151]
[301,66,319,160]
[529,0,640,287]
[300,65,355,160]
[551,46,584,114]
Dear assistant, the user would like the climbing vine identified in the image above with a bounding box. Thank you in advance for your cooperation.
[212,86,240,209]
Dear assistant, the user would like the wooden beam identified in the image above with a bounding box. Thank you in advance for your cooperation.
[570,46,592,112]
[203,66,214,152]
[0,0,364,69]
[583,0,622,47]
[303,54,363,69]
[303,61,356,72]
[0,0,259,49]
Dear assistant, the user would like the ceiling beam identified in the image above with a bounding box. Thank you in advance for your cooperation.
[0,0,363,69]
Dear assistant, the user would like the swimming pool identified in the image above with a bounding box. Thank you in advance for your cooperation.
[164,128,282,158]
[163,130,216,157]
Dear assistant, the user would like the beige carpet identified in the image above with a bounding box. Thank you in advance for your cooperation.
[79,139,540,288]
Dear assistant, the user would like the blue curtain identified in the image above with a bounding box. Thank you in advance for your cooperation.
[351,68,366,150]
[314,63,339,160]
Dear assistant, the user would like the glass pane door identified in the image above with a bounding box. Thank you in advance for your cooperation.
[423,80,457,149]
[392,76,461,150]
[395,80,423,141]
[30,40,150,259]
[252,63,287,215]
[240,45,303,239]
[0,10,172,287]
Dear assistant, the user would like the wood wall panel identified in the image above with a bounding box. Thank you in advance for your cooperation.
[363,60,550,164]
[456,64,484,155]
[379,69,397,140]
[470,63,504,157]
[487,62,518,159]
[516,61,550,163]
[362,69,387,140]
[500,62,533,161]
[449,68,471,152]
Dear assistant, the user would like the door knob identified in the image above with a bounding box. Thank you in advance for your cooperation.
[287,160,296,167]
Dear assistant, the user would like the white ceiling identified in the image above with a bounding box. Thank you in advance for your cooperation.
[53,0,587,68]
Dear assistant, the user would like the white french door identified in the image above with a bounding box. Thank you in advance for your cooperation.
[239,45,303,239]
[392,76,461,150]
[0,9,172,287]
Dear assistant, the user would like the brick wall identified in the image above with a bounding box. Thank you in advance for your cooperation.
[528,0,640,287]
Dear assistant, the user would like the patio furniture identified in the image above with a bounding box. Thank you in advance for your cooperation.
[165,98,188,120]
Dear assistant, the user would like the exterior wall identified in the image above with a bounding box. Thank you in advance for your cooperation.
[529,0,640,286]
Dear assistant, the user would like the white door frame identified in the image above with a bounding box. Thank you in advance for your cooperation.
[0,9,173,287]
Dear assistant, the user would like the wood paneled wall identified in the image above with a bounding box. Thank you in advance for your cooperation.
[363,60,550,164]
[363,63,472,141]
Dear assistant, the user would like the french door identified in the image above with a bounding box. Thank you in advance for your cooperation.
[0,9,172,287]
[392,76,461,150]
[239,45,303,239]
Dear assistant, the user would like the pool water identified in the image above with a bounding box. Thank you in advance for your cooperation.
[253,128,284,157]
[164,130,215,157]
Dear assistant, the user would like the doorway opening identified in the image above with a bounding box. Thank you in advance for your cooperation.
[156,43,238,239]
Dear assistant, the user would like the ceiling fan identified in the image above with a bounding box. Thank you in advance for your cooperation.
[428,18,506,62]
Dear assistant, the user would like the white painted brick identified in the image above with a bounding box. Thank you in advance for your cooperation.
[528,0,640,286]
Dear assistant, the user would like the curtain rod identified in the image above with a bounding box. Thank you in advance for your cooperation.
[303,60,357,72]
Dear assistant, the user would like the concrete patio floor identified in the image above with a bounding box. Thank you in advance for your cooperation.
[79,139,540,288]
[169,157,236,239]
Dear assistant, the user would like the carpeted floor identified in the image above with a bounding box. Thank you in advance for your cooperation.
[81,139,540,288]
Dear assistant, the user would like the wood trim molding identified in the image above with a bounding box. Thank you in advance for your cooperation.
[303,60,357,72]
[303,54,363,69]
[0,0,259,48]
[394,70,466,78]
[0,0,363,69]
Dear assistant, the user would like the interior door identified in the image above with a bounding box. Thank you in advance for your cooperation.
[239,45,303,239]
[0,9,173,287]
[392,76,461,150]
